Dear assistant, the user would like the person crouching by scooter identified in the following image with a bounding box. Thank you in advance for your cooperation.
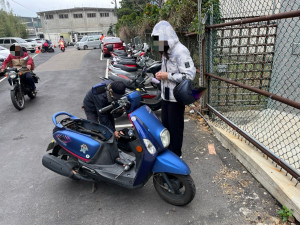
[0,44,36,92]
[82,81,126,139]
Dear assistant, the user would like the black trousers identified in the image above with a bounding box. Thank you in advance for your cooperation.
[161,100,185,156]
[84,110,99,124]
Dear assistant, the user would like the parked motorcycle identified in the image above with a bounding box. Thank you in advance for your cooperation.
[41,46,55,53]
[103,72,161,111]
[108,57,161,88]
[42,90,196,206]
[4,66,39,110]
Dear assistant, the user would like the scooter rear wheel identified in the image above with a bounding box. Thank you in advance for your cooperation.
[153,173,195,206]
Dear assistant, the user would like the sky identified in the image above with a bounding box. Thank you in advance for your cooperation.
[2,0,121,17]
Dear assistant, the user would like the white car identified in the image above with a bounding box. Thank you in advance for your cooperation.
[0,46,10,60]
[25,38,43,49]
[0,46,10,75]
[0,37,36,53]
[75,35,101,50]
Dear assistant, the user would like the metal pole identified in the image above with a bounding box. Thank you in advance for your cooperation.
[43,13,50,40]
[206,9,300,29]
[208,5,213,74]
[198,0,203,85]
[205,73,300,110]
[114,0,117,16]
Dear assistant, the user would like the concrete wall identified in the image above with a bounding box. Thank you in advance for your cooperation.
[268,0,300,112]
[38,8,117,36]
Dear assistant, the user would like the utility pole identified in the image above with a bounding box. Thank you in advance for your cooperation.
[113,0,117,16]
[32,17,37,37]
[44,13,50,40]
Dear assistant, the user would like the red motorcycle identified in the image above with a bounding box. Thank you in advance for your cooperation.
[59,41,65,52]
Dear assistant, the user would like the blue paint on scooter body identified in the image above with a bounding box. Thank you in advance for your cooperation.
[46,91,191,188]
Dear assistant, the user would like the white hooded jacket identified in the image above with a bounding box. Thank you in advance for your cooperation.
[151,20,196,102]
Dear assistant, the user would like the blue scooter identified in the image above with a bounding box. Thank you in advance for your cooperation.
[42,90,195,206]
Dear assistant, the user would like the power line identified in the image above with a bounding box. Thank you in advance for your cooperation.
[9,0,37,15]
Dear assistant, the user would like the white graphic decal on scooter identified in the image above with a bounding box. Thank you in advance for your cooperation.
[80,144,88,154]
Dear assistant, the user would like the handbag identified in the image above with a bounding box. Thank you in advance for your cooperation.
[173,75,206,105]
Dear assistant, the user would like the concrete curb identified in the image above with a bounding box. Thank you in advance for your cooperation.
[208,121,300,221]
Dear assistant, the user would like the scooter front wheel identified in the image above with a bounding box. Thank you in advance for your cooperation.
[153,173,196,206]
[11,88,25,110]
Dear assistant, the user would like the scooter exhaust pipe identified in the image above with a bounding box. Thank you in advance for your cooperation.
[42,154,74,178]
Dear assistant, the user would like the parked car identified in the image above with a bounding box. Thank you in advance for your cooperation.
[0,37,36,53]
[25,38,44,49]
[75,35,101,50]
[0,46,10,60]
[0,46,10,76]
[102,37,125,56]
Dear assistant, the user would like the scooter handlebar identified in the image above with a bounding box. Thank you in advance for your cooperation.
[99,98,130,114]
[99,104,114,114]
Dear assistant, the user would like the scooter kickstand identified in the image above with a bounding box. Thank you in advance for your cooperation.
[92,182,97,193]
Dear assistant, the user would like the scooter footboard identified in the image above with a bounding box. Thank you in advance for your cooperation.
[152,150,190,175]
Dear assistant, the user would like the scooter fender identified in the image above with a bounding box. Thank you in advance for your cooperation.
[152,150,190,175]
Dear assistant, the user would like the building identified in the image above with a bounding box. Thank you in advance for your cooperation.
[37,7,117,44]
[18,17,43,38]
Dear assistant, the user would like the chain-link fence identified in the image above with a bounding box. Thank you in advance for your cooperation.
[204,0,300,181]
[124,0,299,181]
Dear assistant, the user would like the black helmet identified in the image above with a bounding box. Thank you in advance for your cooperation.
[173,78,206,105]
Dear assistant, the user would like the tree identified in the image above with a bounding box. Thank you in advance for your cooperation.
[0,10,28,38]
[107,25,114,36]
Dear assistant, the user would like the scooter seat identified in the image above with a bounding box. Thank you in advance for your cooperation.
[112,51,127,56]
[117,60,137,65]
[113,64,138,72]
[114,49,126,53]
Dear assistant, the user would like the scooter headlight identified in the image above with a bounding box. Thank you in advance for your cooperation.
[9,72,17,79]
[143,139,156,155]
[160,128,170,148]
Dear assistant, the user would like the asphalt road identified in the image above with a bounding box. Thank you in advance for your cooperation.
[0,47,282,225]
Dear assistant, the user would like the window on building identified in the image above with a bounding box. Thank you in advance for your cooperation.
[73,13,83,18]
[45,14,54,19]
[59,14,69,19]
[100,13,109,17]
[87,13,96,18]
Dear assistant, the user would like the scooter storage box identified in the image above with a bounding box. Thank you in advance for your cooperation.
[53,119,113,162]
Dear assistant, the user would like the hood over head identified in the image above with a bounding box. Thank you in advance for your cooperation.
[151,20,179,50]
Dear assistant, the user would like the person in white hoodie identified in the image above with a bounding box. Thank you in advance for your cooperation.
[151,20,196,157]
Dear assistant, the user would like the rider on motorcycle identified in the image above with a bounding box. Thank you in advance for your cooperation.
[0,44,36,92]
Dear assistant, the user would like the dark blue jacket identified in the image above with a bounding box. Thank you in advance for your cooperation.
[83,89,115,132]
